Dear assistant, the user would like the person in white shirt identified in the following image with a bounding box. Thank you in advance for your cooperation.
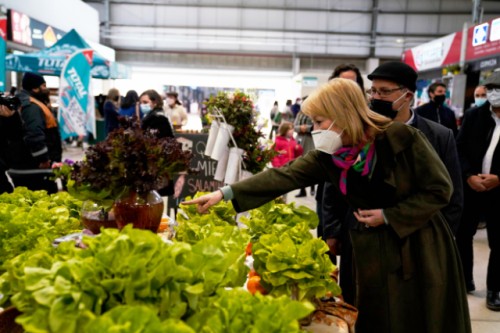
[456,70,500,311]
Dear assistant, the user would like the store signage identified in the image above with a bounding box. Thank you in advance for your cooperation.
[402,32,462,72]
[0,7,6,92]
[466,17,500,62]
[9,9,64,49]
[490,18,500,42]
[302,76,318,87]
[473,23,489,46]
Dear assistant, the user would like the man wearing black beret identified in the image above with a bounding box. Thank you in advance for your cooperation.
[6,72,62,193]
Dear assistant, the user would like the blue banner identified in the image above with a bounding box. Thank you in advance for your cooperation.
[58,49,96,140]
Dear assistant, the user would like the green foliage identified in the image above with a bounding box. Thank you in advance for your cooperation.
[1,226,249,333]
[187,288,314,333]
[70,119,193,203]
[0,188,82,272]
[204,91,276,174]
[239,200,340,301]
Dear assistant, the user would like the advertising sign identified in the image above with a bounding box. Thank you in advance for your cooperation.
[466,17,500,61]
[9,9,64,48]
[0,7,7,92]
[58,49,96,140]
[402,32,463,72]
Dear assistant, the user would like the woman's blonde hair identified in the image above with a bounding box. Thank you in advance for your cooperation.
[302,78,392,145]
[277,121,293,137]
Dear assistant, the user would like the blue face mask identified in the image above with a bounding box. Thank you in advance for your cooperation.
[474,97,487,107]
[140,103,152,114]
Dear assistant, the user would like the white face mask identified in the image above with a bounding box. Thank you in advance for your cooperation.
[487,89,500,107]
[311,122,343,154]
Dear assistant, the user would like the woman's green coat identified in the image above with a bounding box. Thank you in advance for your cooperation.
[230,122,471,333]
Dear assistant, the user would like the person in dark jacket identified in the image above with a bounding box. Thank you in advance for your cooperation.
[140,89,175,196]
[0,105,17,193]
[456,70,500,310]
[317,64,366,266]
[322,61,463,305]
[103,88,120,135]
[119,90,141,119]
[416,82,458,136]
[6,72,62,193]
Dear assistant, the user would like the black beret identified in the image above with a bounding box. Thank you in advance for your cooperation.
[22,72,46,91]
[367,61,418,92]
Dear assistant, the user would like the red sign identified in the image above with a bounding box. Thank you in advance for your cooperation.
[0,8,7,41]
[402,32,462,72]
[466,17,500,61]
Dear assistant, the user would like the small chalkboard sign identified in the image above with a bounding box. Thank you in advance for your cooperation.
[166,133,224,216]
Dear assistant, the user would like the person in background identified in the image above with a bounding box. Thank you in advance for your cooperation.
[328,63,365,93]
[119,90,141,119]
[416,82,458,136]
[0,105,17,194]
[291,97,302,119]
[293,96,315,198]
[455,71,500,310]
[271,121,302,168]
[6,72,62,193]
[140,89,175,196]
[320,63,366,267]
[184,78,471,333]
[473,85,488,108]
[103,88,120,135]
[164,92,188,132]
[274,99,293,125]
[269,101,279,139]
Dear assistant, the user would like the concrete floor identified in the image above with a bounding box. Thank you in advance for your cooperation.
[63,145,500,332]
[290,187,500,333]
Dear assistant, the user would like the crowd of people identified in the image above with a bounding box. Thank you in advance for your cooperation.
[1,61,500,332]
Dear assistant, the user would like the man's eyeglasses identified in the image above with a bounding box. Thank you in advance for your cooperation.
[367,87,404,97]
[486,87,500,93]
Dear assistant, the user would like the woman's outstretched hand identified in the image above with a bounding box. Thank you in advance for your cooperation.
[181,190,223,214]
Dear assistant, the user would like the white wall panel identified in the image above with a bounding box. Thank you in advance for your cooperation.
[327,13,371,32]
[406,15,439,34]
[376,14,405,34]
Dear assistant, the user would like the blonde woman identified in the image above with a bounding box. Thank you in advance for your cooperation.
[184,78,471,333]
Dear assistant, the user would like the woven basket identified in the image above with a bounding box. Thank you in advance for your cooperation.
[0,307,23,333]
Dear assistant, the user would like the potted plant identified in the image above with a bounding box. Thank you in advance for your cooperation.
[68,119,194,233]
[204,91,276,182]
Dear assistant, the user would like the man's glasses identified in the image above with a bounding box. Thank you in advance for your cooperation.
[367,87,404,97]
[486,87,500,93]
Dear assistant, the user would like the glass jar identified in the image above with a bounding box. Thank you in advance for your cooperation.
[114,190,164,233]
[80,201,117,234]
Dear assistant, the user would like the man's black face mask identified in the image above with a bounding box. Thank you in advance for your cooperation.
[370,99,398,119]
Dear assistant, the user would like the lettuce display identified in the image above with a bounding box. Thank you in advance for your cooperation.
[0,226,249,333]
[0,187,82,270]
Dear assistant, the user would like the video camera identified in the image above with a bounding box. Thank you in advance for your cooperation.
[0,93,21,111]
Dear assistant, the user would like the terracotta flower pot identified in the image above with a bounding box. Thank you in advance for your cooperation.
[114,190,164,233]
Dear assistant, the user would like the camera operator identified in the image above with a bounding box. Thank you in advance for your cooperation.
[6,73,62,193]
[0,104,17,193]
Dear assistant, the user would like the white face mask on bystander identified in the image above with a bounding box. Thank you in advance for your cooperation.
[487,89,500,107]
